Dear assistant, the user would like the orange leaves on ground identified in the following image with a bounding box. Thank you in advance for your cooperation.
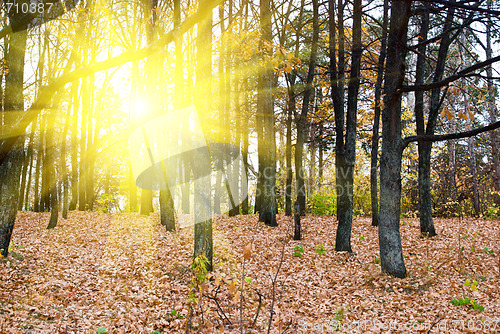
[0,212,499,333]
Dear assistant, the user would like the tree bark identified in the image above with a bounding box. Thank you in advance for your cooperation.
[295,0,319,217]
[46,110,59,229]
[61,97,70,219]
[140,190,153,215]
[18,140,28,211]
[24,117,36,210]
[370,0,388,227]
[334,0,362,252]
[485,1,500,207]
[215,1,225,215]
[241,77,249,215]
[230,79,241,216]
[378,0,411,278]
[194,0,214,271]
[257,0,277,226]
[47,90,64,229]
[284,0,303,217]
[0,27,28,256]
[285,89,294,216]
[69,81,79,211]
[460,33,480,216]
[418,6,455,237]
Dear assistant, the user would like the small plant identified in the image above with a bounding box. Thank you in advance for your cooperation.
[482,247,494,255]
[315,243,326,255]
[450,298,484,311]
[354,234,365,241]
[450,279,484,311]
[334,307,346,321]
[95,194,115,213]
[293,245,304,257]
[96,327,107,334]
[373,257,381,264]
[170,309,185,319]
[148,331,162,334]
[464,279,478,291]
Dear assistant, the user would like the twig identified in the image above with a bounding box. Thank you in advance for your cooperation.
[203,287,232,326]
[267,238,288,334]
[240,255,245,334]
[280,319,293,334]
[252,290,263,328]
[185,305,192,334]
[427,317,441,334]
[199,302,204,325]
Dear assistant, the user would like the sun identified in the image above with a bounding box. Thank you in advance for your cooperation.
[130,97,152,119]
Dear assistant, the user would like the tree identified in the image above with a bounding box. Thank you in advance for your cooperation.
[330,0,363,252]
[378,0,411,278]
[370,0,389,227]
[0,25,28,256]
[294,0,319,220]
[485,0,500,208]
[284,0,304,217]
[257,0,277,226]
[194,0,214,271]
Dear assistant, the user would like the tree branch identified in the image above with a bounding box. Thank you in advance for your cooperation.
[419,0,500,16]
[402,120,500,150]
[400,55,500,92]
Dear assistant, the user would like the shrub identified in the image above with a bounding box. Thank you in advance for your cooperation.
[309,192,336,216]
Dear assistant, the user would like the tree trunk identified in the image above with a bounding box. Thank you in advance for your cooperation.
[485,2,500,207]
[230,79,241,216]
[0,28,28,256]
[194,0,214,271]
[467,124,480,215]
[318,124,323,182]
[370,0,388,227]
[46,111,59,229]
[69,81,79,211]
[285,87,294,216]
[378,0,411,278]
[47,89,64,229]
[418,141,434,235]
[241,78,249,215]
[140,190,153,215]
[33,122,41,213]
[78,82,87,211]
[175,0,190,215]
[160,187,175,231]
[215,1,225,215]
[257,0,277,226]
[61,98,70,219]
[18,141,28,211]
[24,117,36,210]
[418,6,455,237]
[335,0,362,252]
[85,83,95,211]
[129,166,137,212]
[284,0,303,217]
[329,0,347,249]
[449,113,457,202]
[295,0,318,217]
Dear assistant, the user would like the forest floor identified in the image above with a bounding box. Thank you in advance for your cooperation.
[0,211,499,333]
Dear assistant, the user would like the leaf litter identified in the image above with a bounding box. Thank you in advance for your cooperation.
[0,212,499,333]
